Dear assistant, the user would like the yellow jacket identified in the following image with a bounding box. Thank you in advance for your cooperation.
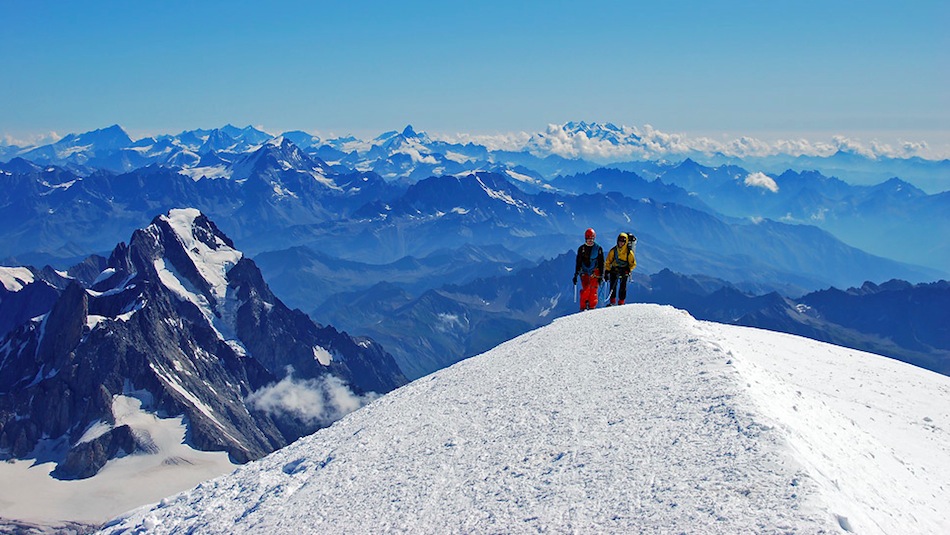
[605,238,636,274]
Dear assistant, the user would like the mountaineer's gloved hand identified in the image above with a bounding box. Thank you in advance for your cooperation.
[572,274,578,285]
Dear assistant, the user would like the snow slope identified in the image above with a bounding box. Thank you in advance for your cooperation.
[102,304,950,534]
[0,266,35,292]
[0,395,236,527]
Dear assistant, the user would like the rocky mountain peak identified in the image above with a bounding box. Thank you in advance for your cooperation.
[36,280,88,365]
[0,209,407,480]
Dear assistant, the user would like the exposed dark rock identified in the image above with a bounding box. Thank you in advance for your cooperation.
[0,210,407,478]
[52,425,137,480]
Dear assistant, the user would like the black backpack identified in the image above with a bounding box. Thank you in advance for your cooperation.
[626,232,637,255]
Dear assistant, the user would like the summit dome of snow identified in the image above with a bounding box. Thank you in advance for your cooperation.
[103,305,950,534]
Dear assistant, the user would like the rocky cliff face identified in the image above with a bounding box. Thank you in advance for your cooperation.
[0,209,407,479]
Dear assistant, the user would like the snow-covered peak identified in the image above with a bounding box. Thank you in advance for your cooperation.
[363,125,436,163]
[503,168,557,192]
[400,124,431,144]
[372,129,401,144]
[279,130,321,150]
[525,121,647,161]
[72,124,134,150]
[563,120,627,141]
[159,209,242,303]
[219,124,272,146]
[228,138,311,181]
[0,266,35,292]
[474,174,532,210]
[377,125,434,158]
[103,304,950,534]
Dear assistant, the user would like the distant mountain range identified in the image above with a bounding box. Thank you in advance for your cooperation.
[4,121,947,189]
[253,243,533,313]
[550,164,950,272]
[2,150,940,290]
[2,122,948,390]
[315,250,950,380]
[2,122,947,271]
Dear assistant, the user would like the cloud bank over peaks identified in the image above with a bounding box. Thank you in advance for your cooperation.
[438,130,533,152]
[1,131,63,147]
[435,123,941,162]
[4,122,943,162]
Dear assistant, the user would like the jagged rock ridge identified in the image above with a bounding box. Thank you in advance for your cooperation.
[0,209,406,479]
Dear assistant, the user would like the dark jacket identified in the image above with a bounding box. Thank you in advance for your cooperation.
[575,242,605,276]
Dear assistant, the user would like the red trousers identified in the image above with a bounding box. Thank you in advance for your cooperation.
[579,272,600,310]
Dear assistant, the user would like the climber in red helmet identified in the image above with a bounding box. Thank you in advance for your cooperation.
[573,228,605,310]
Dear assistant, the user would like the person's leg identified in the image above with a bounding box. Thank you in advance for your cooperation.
[608,272,617,305]
[618,275,628,304]
[579,274,592,310]
[589,272,600,308]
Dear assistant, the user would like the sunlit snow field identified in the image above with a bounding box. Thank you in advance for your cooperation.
[0,396,236,526]
[94,304,949,534]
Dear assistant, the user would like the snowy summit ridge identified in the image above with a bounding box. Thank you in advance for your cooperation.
[103,305,950,534]
[153,208,243,340]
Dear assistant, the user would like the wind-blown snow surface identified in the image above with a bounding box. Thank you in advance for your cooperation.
[103,305,949,534]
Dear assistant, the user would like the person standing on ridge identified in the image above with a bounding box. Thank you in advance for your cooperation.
[573,228,605,311]
[604,232,636,306]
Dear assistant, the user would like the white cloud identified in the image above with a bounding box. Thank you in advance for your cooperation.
[434,131,532,152]
[525,124,645,161]
[744,172,780,193]
[2,131,63,148]
[432,123,943,161]
[399,146,438,164]
[246,371,378,426]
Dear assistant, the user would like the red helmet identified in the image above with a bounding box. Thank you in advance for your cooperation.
[584,228,596,240]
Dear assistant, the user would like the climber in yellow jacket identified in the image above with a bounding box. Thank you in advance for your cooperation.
[604,232,636,306]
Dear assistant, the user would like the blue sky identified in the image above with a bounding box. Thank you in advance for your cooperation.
[2,0,947,154]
